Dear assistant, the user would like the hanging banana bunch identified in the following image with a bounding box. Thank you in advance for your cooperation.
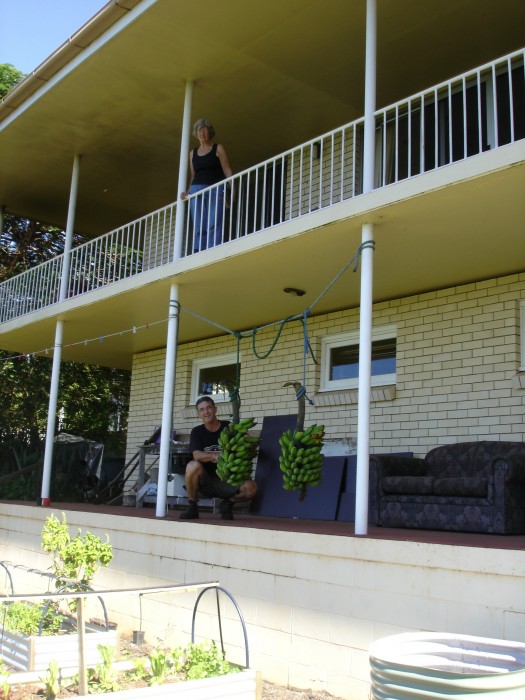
[279,381,325,500]
[216,417,259,486]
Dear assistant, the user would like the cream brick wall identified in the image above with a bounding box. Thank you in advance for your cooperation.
[126,273,525,465]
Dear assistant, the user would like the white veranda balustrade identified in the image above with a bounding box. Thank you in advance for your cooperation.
[0,48,523,324]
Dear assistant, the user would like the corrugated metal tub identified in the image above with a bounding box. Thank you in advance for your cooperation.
[369,632,525,699]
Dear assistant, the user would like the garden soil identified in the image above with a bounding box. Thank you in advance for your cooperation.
[6,679,347,699]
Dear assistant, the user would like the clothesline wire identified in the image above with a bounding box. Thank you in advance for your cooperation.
[178,241,373,350]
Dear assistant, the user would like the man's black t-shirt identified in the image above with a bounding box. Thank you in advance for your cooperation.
[189,420,229,476]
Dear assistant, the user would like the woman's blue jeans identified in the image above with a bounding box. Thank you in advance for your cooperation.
[189,183,225,252]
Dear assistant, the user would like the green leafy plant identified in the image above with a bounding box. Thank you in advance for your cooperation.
[147,648,170,686]
[41,512,113,590]
[127,657,148,682]
[1,601,63,636]
[87,644,120,693]
[0,659,10,699]
[172,640,240,680]
[1,515,114,644]
[39,659,60,699]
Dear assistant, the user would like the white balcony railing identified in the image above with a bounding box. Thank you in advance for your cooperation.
[1,48,523,325]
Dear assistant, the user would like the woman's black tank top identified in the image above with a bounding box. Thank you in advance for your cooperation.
[192,143,225,185]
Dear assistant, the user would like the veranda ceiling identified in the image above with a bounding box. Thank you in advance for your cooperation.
[1,0,524,237]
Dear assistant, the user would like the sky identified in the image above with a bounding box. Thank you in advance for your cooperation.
[0,0,107,74]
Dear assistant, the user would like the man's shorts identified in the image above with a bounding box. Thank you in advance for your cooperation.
[198,468,239,499]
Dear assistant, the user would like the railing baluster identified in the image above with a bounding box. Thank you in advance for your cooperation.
[279,156,285,224]
[382,112,387,186]
[476,70,482,154]
[261,164,267,230]
[420,94,425,174]
[271,159,276,225]
[183,200,190,255]
[448,82,453,164]
[340,127,345,200]
[253,167,259,234]
[434,88,439,169]
[508,57,515,143]
[408,100,412,178]
[396,104,400,182]
[244,172,250,237]
[308,143,313,212]
[318,140,323,209]
[287,150,294,220]
[492,63,499,147]
[297,147,302,214]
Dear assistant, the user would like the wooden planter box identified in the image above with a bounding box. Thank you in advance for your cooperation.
[0,622,119,672]
[74,668,260,699]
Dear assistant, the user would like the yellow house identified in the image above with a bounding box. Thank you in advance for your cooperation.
[1,4,525,694]
[1,0,523,515]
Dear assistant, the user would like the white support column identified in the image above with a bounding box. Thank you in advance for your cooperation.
[173,81,194,260]
[59,154,81,301]
[156,283,180,517]
[363,0,377,196]
[355,224,374,534]
[41,154,81,505]
[40,320,63,505]
[355,0,377,535]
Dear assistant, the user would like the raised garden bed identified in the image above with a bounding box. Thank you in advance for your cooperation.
[0,620,119,672]
[3,644,259,699]
[73,668,259,699]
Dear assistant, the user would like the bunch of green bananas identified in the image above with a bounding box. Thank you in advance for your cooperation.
[279,424,325,500]
[216,417,259,486]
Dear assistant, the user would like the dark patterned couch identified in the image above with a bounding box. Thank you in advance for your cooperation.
[369,441,525,534]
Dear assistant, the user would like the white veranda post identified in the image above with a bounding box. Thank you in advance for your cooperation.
[156,284,180,517]
[174,80,194,259]
[59,154,81,301]
[354,0,377,535]
[41,155,81,505]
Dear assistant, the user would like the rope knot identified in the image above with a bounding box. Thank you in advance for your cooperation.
[295,385,306,400]
[228,386,240,402]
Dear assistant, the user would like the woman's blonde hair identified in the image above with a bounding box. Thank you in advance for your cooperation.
[193,118,215,139]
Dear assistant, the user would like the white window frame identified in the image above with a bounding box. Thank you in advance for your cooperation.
[320,324,397,392]
[519,299,525,372]
[190,352,239,404]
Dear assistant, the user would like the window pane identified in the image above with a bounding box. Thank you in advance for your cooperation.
[198,363,238,398]
[330,338,396,381]
[330,345,359,381]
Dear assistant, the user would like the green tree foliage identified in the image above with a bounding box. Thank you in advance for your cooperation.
[0,352,129,451]
[0,210,130,456]
[0,63,25,98]
[0,353,51,450]
[0,212,79,281]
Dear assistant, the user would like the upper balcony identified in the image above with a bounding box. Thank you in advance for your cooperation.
[0,1,524,368]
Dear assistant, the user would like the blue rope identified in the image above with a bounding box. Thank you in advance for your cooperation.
[305,240,375,316]
[295,383,314,406]
[353,240,376,272]
[250,316,295,360]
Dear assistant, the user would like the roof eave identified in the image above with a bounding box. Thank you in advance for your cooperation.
[0,0,143,122]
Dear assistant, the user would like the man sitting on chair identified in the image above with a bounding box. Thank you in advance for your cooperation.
[179,396,257,520]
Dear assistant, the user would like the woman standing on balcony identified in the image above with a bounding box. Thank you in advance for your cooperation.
[180,118,233,252]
